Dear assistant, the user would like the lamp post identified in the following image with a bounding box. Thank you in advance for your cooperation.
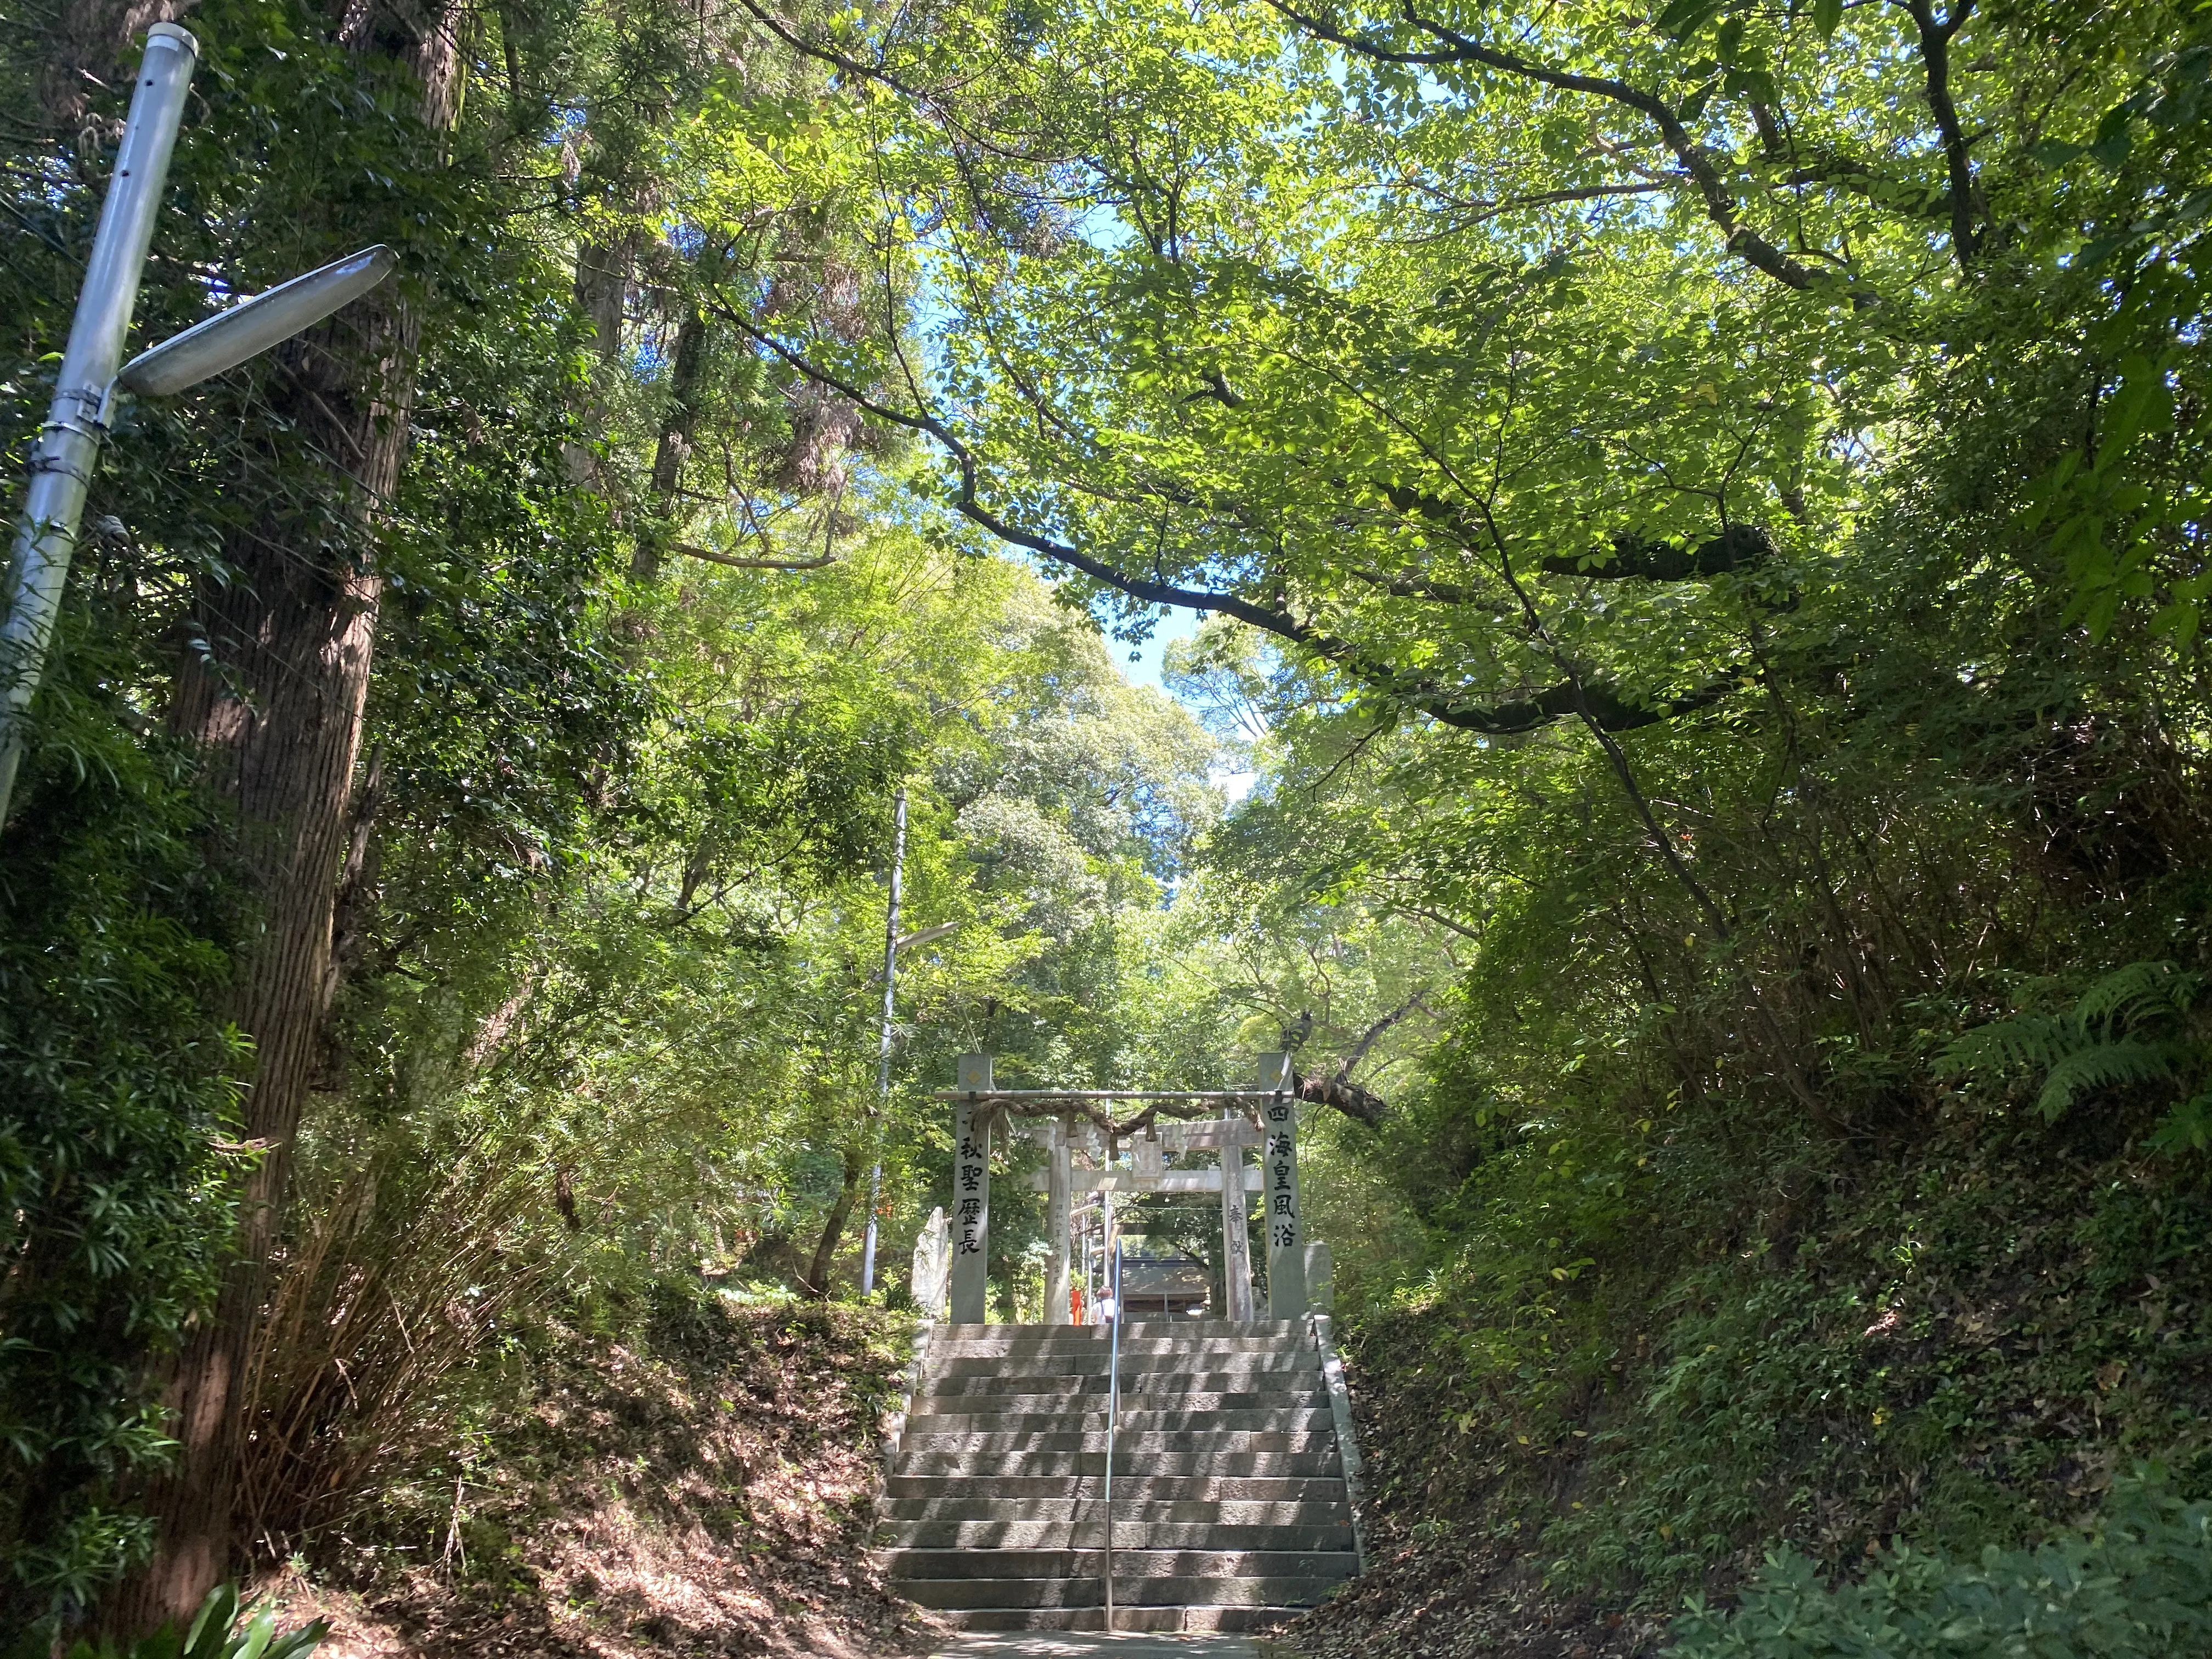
[0,24,397,827]
[859,786,908,1295]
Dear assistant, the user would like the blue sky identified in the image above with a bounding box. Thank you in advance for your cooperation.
[1118,605,1203,694]
[1117,603,1258,803]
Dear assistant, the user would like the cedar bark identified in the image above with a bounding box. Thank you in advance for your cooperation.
[40,0,185,129]
[104,0,461,1633]
[574,237,634,364]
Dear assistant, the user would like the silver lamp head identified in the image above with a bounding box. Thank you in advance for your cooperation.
[115,244,397,397]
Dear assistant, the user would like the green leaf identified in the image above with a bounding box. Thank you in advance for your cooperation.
[183,1587,240,1659]
[2151,600,2200,643]
[2037,1039,2184,1120]
[1657,0,1723,40]
[260,1625,332,1659]
[231,1610,275,1659]
[2090,104,2135,167]
[2098,356,2174,460]
[2148,1093,2212,1155]
[2075,960,2194,1029]
[1937,1014,2073,1078]
[1723,66,1778,104]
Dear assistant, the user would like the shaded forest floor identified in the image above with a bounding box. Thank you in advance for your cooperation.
[1275,1118,2212,1659]
[261,1298,940,1658]
[1281,1518,1661,1659]
[1283,1548,1663,1659]
[1277,1355,1663,1659]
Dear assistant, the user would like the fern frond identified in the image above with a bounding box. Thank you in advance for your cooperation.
[2148,1092,2212,1156]
[1937,1015,2078,1078]
[2034,1039,2187,1121]
[2074,960,2199,1032]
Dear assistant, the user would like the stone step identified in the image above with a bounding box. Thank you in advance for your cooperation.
[932,1352,1319,1380]
[882,1496,1347,1525]
[916,1382,1324,1408]
[892,1572,1352,1609]
[903,1408,1333,1438]
[929,1336,1291,1345]
[895,1449,1341,1479]
[900,1429,1335,1458]
[927,1606,1303,1633]
[887,1321,1358,1629]
[935,1340,1311,1363]
[877,1520,1355,1550]
[883,1474,1345,1503]
[882,1547,1354,1581]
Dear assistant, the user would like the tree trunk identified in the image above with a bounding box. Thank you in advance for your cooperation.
[574,236,634,364]
[103,2,461,1635]
[633,307,709,578]
[40,0,185,129]
[804,1148,864,1299]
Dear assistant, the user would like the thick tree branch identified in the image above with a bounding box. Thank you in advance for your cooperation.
[670,542,838,571]
[729,0,935,111]
[1294,998,1424,1127]
[1427,677,1726,735]
[1267,0,1825,292]
[1541,524,1775,580]
[1407,178,1675,233]
[1380,903,1482,940]
[707,298,1314,632]
[1370,484,1775,586]
[1770,153,1953,223]
[726,0,1058,171]
[1295,1072,1388,1127]
[1895,0,1982,268]
[708,301,1722,737]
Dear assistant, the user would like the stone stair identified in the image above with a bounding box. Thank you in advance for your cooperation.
[876,1319,1359,1632]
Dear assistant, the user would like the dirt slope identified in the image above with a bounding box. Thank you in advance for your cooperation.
[262,1298,939,1658]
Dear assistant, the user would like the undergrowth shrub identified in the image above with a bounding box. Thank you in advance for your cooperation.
[0,657,251,1629]
[1551,1128,2212,1594]
[1343,1090,2212,1612]
[1667,1472,2212,1658]
[5,1582,330,1659]
[240,1138,557,1557]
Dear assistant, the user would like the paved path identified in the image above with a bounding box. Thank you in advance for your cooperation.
[922,1634,1265,1658]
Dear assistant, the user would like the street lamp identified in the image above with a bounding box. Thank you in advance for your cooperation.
[0,23,398,826]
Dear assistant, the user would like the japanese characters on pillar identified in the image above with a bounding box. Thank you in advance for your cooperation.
[949,1052,992,1324]
[1260,1050,1307,1320]
[1219,1104,1256,1323]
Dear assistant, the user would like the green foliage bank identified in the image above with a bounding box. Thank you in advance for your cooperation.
[5,0,2212,1646]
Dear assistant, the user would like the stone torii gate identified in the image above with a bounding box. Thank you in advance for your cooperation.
[936,1051,1310,1325]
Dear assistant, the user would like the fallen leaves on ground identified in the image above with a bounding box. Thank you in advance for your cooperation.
[261,1299,942,1658]
[1277,1535,1663,1659]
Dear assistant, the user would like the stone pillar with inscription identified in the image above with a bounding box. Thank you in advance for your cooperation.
[949,1052,992,1324]
[1260,1050,1306,1321]
[1045,1114,1073,1325]
[1218,1105,1256,1323]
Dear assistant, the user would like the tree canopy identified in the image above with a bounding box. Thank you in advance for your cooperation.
[3,0,2211,1646]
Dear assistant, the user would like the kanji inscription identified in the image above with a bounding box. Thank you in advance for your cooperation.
[949,1053,992,1322]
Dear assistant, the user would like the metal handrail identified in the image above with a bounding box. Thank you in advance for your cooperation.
[1103,1237,1122,1632]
